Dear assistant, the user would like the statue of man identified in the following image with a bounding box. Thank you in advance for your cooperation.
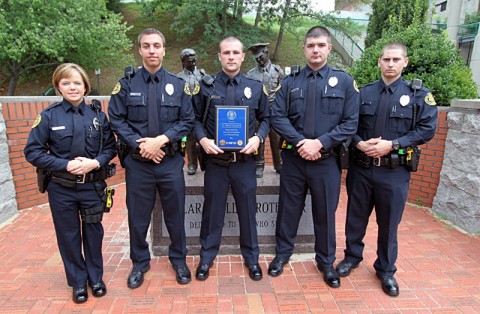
[247,43,285,177]
[177,48,206,175]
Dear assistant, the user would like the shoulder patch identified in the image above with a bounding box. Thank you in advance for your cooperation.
[263,85,269,96]
[184,83,191,96]
[32,115,41,128]
[353,80,359,93]
[111,82,121,95]
[424,92,436,106]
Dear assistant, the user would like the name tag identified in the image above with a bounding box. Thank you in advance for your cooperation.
[52,126,65,131]
[130,92,142,96]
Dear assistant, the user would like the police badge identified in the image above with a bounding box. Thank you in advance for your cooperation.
[244,87,252,99]
[165,83,174,96]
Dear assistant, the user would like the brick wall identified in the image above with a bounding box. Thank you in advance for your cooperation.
[2,97,448,210]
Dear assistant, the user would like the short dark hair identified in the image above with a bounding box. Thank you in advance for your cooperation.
[381,42,407,58]
[304,26,331,45]
[219,36,243,52]
[137,28,166,47]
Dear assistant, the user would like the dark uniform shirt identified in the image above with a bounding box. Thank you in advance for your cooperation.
[176,68,205,95]
[247,60,285,102]
[108,67,194,149]
[271,64,359,150]
[192,71,270,143]
[355,78,438,147]
[24,100,116,171]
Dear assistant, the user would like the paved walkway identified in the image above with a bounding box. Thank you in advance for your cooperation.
[1,183,479,313]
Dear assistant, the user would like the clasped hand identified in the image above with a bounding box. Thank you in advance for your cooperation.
[297,139,323,161]
[357,137,392,158]
[136,135,168,164]
[67,157,99,175]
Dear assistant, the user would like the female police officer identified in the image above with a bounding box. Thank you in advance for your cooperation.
[24,63,116,304]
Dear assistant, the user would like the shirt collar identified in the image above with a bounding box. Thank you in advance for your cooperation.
[141,66,164,82]
[219,71,241,85]
[305,64,329,78]
[380,77,402,94]
[62,99,86,113]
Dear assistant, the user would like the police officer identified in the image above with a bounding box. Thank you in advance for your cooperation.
[269,26,359,288]
[191,36,269,281]
[176,48,207,175]
[24,63,116,303]
[336,42,438,297]
[246,43,285,177]
[108,28,194,287]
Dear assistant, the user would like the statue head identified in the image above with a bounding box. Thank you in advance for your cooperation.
[180,48,197,72]
[247,43,270,68]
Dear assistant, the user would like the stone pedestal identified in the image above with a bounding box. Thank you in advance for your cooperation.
[151,166,315,256]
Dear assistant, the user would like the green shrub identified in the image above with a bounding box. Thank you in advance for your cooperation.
[349,24,478,106]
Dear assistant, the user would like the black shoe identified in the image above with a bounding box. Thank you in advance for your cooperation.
[195,262,213,281]
[275,165,282,174]
[245,263,263,281]
[72,286,88,304]
[173,264,191,285]
[376,273,399,297]
[127,265,150,289]
[90,280,107,297]
[268,257,288,277]
[317,264,341,288]
[335,259,359,277]
[187,164,196,175]
[256,168,264,178]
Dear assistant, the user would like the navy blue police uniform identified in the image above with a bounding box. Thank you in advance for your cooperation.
[192,71,269,266]
[24,100,116,289]
[108,67,194,270]
[343,77,438,276]
[271,64,359,268]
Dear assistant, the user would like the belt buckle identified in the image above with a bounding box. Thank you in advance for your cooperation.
[231,152,237,163]
[372,157,381,167]
[76,174,86,184]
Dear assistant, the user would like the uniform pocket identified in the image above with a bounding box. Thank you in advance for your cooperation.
[389,105,413,134]
[321,89,345,114]
[160,99,181,122]
[126,94,147,122]
[358,101,376,130]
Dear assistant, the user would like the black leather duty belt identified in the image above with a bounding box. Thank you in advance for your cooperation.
[210,152,252,166]
[51,167,108,184]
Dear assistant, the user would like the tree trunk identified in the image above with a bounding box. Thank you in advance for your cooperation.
[237,0,243,21]
[8,75,19,96]
[273,0,291,62]
[254,0,264,28]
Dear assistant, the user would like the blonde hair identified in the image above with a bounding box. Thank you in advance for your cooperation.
[52,63,91,96]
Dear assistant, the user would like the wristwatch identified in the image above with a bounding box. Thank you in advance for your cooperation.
[392,139,400,151]
[255,133,264,144]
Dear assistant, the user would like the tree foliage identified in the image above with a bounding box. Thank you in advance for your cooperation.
[364,0,429,48]
[0,0,133,95]
[350,20,478,106]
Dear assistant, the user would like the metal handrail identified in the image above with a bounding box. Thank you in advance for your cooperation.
[458,22,480,39]
[328,28,364,60]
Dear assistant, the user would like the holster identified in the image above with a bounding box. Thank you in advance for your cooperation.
[80,205,104,223]
[197,146,207,171]
[405,146,421,172]
[335,138,352,170]
[115,139,129,168]
[36,168,50,193]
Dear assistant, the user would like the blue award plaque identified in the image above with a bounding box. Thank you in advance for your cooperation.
[215,106,249,151]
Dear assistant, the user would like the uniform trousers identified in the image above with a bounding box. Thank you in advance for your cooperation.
[199,157,259,265]
[275,150,341,267]
[344,162,410,276]
[124,153,187,269]
[47,181,105,288]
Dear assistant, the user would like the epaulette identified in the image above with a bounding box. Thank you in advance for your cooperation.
[44,102,62,112]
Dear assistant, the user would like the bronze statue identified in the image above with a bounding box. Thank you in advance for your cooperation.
[246,43,285,177]
[177,48,207,175]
